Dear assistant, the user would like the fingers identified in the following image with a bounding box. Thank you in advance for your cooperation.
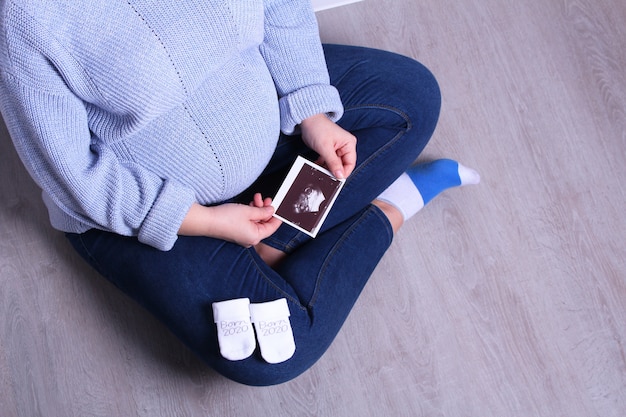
[246,204,281,243]
[250,192,264,208]
[251,193,275,209]
[248,204,275,221]
[335,140,357,178]
[320,150,346,180]
[201,202,281,247]
[300,114,357,180]
[256,215,282,237]
[318,137,357,179]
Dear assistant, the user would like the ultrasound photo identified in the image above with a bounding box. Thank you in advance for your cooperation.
[272,156,345,237]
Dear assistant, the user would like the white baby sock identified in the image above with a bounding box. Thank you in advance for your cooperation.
[212,298,256,361]
[249,299,296,364]
[377,159,480,220]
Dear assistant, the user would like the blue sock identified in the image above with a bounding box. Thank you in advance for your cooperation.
[377,159,480,220]
[408,159,464,204]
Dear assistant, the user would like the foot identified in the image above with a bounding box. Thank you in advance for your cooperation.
[377,159,480,221]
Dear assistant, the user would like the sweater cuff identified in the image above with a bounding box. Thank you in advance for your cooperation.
[137,181,196,251]
[279,84,344,135]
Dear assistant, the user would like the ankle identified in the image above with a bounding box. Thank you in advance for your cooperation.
[254,242,287,268]
[372,199,404,233]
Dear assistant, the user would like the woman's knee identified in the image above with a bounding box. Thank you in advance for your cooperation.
[325,44,440,137]
[377,49,441,134]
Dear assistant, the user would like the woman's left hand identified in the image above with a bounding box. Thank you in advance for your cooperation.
[300,113,357,179]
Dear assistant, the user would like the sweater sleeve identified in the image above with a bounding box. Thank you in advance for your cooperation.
[260,0,344,134]
[0,72,195,251]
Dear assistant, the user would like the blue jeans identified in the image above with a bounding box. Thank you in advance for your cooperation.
[66,45,441,386]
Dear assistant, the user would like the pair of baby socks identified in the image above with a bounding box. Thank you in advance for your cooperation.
[212,298,296,364]
[377,159,480,221]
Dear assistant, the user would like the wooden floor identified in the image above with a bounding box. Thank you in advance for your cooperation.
[2,0,625,416]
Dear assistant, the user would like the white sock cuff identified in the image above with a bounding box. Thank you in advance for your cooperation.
[377,173,425,220]
[249,298,290,322]
[212,297,251,322]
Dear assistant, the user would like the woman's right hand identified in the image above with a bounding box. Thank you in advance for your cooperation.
[178,197,282,247]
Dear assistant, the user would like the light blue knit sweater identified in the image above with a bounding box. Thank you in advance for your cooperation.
[0,0,343,250]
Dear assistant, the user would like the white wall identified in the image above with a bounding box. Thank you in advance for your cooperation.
[311,0,363,12]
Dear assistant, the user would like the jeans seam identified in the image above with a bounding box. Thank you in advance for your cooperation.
[262,231,308,254]
[338,106,412,202]
[342,103,413,131]
[370,204,395,242]
[307,206,391,309]
[346,104,412,176]
[244,248,307,312]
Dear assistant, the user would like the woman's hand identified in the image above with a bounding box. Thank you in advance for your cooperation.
[206,202,282,247]
[300,113,357,179]
[179,196,282,247]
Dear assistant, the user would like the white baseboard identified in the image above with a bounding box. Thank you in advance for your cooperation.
[311,0,364,12]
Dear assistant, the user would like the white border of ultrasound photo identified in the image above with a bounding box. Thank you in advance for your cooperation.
[272,156,346,238]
